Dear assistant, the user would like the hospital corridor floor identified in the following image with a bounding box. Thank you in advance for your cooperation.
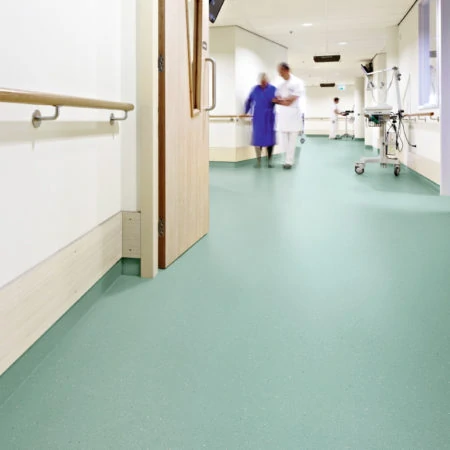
[1,137,450,449]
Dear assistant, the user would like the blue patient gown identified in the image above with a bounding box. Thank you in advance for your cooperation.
[245,85,277,147]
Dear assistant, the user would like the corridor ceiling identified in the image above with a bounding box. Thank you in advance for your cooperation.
[212,0,414,86]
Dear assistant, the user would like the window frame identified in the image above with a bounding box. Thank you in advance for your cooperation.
[186,0,203,116]
[418,0,440,110]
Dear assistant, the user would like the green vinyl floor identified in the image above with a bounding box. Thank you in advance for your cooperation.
[1,137,450,449]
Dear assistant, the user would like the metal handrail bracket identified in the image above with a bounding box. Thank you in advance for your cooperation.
[32,106,60,128]
[110,110,129,125]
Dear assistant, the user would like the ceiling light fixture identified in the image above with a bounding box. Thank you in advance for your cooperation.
[302,23,313,27]
[313,55,341,63]
[339,42,348,45]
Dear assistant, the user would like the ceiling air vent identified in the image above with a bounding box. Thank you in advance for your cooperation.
[313,55,341,63]
[320,83,336,88]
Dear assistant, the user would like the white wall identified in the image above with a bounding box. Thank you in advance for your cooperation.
[209,27,237,149]
[385,26,400,107]
[121,0,138,211]
[359,15,441,183]
[0,0,134,288]
[209,26,287,154]
[398,4,441,183]
[304,85,355,135]
[354,77,365,139]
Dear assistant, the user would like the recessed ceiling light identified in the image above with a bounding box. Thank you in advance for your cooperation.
[303,23,313,27]
[339,42,348,45]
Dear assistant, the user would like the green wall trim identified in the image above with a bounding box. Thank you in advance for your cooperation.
[305,135,364,141]
[209,161,241,168]
[0,258,142,405]
[208,149,312,168]
[210,152,286,168]
[400,164,440,193]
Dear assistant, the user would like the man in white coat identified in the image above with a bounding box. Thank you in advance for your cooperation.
[273,63,305,169]
[330,97,344,139]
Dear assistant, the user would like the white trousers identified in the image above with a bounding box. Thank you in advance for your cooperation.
[329,119,338,139]
[280,132,298,165]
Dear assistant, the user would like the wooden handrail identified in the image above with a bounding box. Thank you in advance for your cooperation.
[209,114,250,119]
[0,87,134,128]
[0,88,134,111]
[403,112,434,118]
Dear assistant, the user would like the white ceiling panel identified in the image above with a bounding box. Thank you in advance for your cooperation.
[212,0,414,85]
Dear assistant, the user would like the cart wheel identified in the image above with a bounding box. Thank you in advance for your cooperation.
[394,165,400,177]
[355,165,364,175]
[300,137,306,144]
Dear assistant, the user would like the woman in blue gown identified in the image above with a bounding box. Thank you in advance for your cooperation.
[245,74,277,168]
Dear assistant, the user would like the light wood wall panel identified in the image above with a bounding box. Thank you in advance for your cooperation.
[122,211,141,258]
[0,213,122,376]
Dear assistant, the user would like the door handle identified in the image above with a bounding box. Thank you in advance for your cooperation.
[205,57,217,112]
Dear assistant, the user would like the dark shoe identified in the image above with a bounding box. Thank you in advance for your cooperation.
[283,164,292,170]
[268,160,274,168]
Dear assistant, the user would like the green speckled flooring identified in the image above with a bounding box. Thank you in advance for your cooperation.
[1,137,450,449]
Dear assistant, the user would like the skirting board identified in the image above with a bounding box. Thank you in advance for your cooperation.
[210,146,283,163]
[0,213,123,376]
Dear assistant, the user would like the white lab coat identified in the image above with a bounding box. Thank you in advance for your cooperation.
[275,75,305,132]
[330,102,340,139]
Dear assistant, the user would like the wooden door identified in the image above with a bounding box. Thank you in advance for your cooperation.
[158,0,212,268]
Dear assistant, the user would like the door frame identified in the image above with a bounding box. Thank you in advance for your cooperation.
[158,0,166,267]
[137,0,159,278]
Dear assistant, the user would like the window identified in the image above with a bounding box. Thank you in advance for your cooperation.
[186,0,202,114]
[418,0,440,109]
